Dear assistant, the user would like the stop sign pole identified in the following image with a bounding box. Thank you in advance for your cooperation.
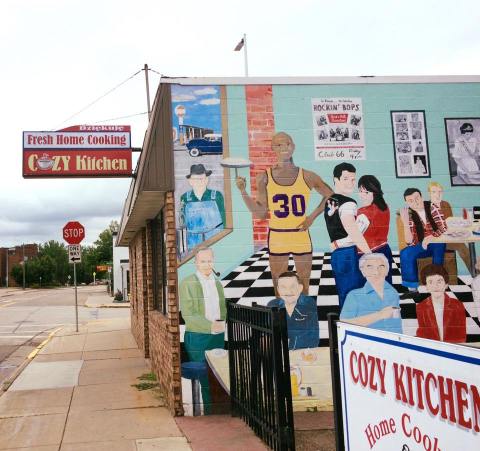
[63,221,85,333]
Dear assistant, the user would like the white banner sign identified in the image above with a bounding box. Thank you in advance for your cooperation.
[337,322,480,451]
[312,97,366,160]
[23,131,131,149]
[68,244,82,264]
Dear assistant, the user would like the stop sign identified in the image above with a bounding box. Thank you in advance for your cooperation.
[63,221,85,245]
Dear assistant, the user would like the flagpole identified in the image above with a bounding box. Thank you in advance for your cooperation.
[243,33,248,77]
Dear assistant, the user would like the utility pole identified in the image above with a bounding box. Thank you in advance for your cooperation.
[144,63,151,121]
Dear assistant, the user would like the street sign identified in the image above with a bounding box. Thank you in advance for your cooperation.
[68,244,82,263]
[63,221,85,244]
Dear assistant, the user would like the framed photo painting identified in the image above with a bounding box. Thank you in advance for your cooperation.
[390,110,431,178]
[444,118,480,186]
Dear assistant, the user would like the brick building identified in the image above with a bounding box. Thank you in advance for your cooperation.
[0,244,38,288]
[118,76,480,417]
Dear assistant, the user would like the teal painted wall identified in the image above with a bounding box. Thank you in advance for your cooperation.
[176,81,480,278]
[271,82,480,274]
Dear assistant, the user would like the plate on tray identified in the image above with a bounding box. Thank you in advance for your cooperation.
[443,230,471,239]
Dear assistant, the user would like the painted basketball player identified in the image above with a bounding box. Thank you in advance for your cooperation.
[236,132,333,294]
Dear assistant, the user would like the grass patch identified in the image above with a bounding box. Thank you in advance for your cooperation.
[132,381,159,391]
[131,372,159,391]
[138,372,157,381]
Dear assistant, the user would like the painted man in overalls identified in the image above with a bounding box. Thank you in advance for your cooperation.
[180,164,226,252]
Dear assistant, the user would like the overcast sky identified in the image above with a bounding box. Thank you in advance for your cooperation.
[1,0,479,247]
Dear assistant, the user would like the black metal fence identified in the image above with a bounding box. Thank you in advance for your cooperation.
[227,301,295,451]
[328,312,345,451]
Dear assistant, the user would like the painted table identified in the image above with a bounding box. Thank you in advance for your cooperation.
[205,346,333,412]
[429,217,480,276]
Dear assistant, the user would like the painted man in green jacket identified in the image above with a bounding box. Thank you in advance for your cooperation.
[180,246,226,361]
[179,246,226,413]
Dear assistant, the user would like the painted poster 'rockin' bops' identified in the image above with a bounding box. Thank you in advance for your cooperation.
[312,97,366,161]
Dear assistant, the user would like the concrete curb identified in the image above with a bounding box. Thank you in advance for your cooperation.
[84,302,131,309]
[1,326,63,393]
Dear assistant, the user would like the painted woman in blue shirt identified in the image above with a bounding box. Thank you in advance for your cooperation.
[267,271,319,350]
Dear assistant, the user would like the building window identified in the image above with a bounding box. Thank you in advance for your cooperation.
[151,209,168,314]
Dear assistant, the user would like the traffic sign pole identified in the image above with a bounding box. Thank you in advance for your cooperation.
[74,261,78,333]
[63,222,84,334]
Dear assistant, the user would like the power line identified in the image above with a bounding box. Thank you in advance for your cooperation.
[52,69,143,130]
[148,68,163,76]
[91,111,148,124]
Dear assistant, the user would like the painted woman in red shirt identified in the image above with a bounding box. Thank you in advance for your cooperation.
[357,175,393,284]
[416,264,466,343]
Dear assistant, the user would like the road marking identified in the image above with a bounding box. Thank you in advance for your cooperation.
[0,335,46,339]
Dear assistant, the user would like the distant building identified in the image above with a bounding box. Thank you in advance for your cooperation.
[112,232,129,300]
[0,244,38,287]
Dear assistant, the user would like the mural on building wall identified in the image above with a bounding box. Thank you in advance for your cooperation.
[235,132,333,295]
[391,110,431,178]
[173,82,480,416]
[445,118,480,186]
[312,98,366,161]
[171,85,230,261]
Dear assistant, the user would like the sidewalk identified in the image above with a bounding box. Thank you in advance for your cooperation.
[0,293,269,450]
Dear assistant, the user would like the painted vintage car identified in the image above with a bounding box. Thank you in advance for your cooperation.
[186,133,223,157]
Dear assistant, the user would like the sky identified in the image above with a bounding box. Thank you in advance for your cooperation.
[1,0,480,247]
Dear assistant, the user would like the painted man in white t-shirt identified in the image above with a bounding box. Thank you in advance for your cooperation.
[324,163,371,308]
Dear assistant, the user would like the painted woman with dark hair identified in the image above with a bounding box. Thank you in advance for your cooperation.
[357,175,393,283]
[452,122,480,184]
[416,264,466,343]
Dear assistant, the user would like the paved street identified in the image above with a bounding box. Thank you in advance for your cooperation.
[0,285,129,387]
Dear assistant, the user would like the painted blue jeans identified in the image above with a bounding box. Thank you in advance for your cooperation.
[400,242,446,288]
[331,245,365,309]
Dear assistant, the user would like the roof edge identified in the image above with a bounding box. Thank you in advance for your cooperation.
[160,75,480,85]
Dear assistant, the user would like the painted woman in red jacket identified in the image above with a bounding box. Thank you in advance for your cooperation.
[416,264,466,343]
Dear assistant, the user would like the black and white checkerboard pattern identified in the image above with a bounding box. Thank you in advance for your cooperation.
[221,248,480,346]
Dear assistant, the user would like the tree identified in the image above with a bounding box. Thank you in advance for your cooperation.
[39,240,69,284]
[10,220,119,287]
[94,220,118,264]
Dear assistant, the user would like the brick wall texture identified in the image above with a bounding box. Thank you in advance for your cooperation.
[128,192,183,416]
[245,85,276,246]
[129,229,149,357]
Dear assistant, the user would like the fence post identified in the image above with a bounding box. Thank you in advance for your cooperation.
[226,299,238,417]
[328,312,345,451]
[271,306,295,450]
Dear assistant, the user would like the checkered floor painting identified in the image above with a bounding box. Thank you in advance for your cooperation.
[221,248,480,346]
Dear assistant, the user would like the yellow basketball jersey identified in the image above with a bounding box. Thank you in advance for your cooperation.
[266,168,311,230]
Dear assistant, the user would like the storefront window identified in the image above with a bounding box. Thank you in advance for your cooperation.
[151,210,168,314]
